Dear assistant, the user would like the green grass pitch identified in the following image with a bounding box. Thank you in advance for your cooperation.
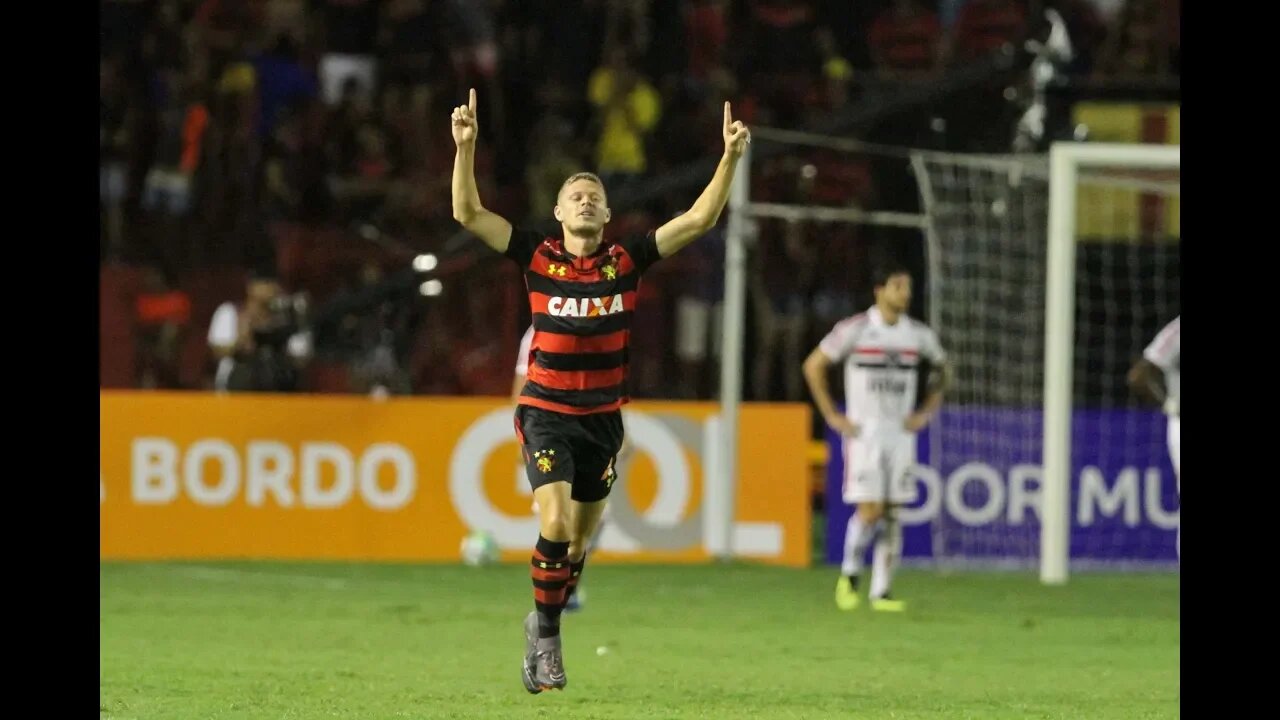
[100,562,1178,719]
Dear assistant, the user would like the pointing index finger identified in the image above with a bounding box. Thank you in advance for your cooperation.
[723,101,732,133]
[468,88,477,115]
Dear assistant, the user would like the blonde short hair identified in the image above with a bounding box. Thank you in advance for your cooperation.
[558,172,607,198]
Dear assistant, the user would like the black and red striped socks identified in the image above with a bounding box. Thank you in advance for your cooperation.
[531,535,571,638]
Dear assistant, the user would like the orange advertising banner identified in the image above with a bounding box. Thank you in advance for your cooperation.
[100,393,811,566]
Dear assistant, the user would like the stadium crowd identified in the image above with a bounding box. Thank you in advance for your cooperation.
[100,0,1179,399]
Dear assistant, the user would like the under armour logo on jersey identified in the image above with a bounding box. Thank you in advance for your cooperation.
[601,263,617,280]
[548,263,567,277]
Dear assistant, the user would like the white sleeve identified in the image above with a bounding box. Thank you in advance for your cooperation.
[1142,316,1180,372]
[514,325,534,376]
[208,303,238,349]
[919,324,947,364]
[818,316,865,362]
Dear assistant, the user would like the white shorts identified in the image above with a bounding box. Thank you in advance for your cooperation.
[1168,416,1179,488]
[843,434,918,505]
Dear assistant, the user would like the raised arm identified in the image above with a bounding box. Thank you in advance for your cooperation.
[451,88,514,252]
[654,101,751,258]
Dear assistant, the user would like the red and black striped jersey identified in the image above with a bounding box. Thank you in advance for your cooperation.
[505,228,663,415]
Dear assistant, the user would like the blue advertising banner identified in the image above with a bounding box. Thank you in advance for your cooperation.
[824,408,1180,566]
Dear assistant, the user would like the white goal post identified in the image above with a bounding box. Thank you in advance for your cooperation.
[712,129,928,560]
[712,135,1179,585]
[1040,142,1181,584]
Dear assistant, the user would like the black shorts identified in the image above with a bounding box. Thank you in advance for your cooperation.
[514,404,624,503]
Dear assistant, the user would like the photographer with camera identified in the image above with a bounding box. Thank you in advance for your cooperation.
[207,274,312,393]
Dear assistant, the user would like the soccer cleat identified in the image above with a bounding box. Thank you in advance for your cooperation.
[521,612,543,694]
[531,635,567,691]
[564,587,585,613]
[870,594,906,613]
[835,576,860,611]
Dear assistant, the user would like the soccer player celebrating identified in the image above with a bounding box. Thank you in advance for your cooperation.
[451,88,749,693]
[1128,315,1179,555]
[802,263,950,613]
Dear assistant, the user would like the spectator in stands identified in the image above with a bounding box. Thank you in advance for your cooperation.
[752,217,817,402]
[262,0,307,44]
[264,101,334,224]
[346,262,415,398]
[315,0,381,105]
[142,77,209,221]
[330,93,400,224]
[673,217,725,399]
[192,0,261,84]
[142,75,212,274]
[108,0,1074,399]
[742,0,823,127]
[207,274,311,393]
[100,56,133,261]
[684,0,728,82]
[523,114,583,225]
[1042,0,1108,76]
[253,33,318,142]
[868,0,944,82]
[587,48,662,192]
[443,0,502,98]
[143,0,189,78]
[943,0,1028,64]
[379,0,437,91]
[1095,0,1177,79]
[326,77,377,180]
[136,268,192,389]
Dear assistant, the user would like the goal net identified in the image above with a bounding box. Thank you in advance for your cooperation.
[911,143,1180,578]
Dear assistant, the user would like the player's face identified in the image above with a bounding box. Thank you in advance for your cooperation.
[554,180,610,235]
[878,273,912,312]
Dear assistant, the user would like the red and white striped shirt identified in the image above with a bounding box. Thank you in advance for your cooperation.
[819,306,946,437]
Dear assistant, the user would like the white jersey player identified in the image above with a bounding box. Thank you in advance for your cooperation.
[803,264,949,613]
[1128,315,1179,556]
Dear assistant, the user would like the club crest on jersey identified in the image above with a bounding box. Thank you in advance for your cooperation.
[533,449,556,473]
[547,294,625,317]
